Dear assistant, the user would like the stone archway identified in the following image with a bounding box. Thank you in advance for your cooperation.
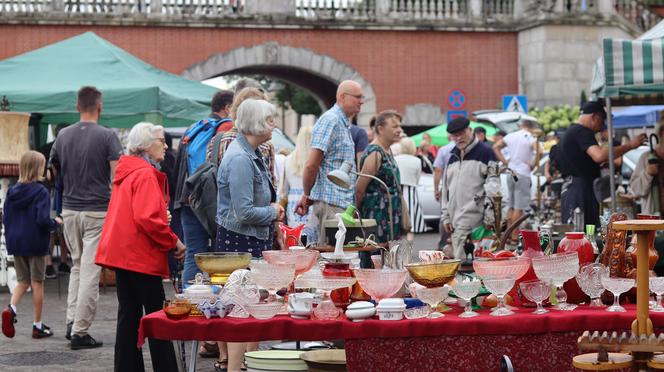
[183,42,377,127]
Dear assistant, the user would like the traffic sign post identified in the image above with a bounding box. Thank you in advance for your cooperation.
[447,110,467,123]
[447,89,466,110]
[502,95,528,113]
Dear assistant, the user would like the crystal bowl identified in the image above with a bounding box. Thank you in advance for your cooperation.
[163,298,192,320]
[194,252,252,284]
[353,269,408,302]
[472,256,531,280]
[405,260,460,288]
[404,305,430,319]
[576,263,608,299]
[452,279,482,300]
[262,250,319,276]
[532,252,579,285]
[601,277,635,294]
[244,302,284,320]
[249,261,296,291]
[651,277,664,295]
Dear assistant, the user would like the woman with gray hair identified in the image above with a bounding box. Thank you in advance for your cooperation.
[395,137,427,241]
[95,122,185,372]
[216,100,284,372]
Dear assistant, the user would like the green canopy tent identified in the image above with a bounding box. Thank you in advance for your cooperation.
[410,121,498,147]
[591,24,664,210]
[0,32,219,129]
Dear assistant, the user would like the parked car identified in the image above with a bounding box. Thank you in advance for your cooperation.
[473,111,540,134]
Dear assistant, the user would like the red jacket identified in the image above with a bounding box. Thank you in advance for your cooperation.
[95,155,178,278]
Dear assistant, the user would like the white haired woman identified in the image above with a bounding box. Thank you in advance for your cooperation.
[216,99,284,372]
[95,122,185,372]
[280,125,317,244]
[395,137,427,241]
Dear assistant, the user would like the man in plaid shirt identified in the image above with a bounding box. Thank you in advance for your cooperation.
[295,80,364,245]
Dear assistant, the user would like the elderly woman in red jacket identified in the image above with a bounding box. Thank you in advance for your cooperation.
[95,122,185,372]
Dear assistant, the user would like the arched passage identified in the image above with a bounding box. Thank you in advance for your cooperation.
[183,42,377,127]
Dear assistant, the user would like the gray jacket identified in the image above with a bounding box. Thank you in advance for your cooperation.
[216,133,276,240]
[630,151,658,215]
[441,137,497,230]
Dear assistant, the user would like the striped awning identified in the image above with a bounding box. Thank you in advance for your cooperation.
[601,38,664,98]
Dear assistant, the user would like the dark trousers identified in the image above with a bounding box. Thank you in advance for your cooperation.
[561,176,600,227]
[115,268,177,372]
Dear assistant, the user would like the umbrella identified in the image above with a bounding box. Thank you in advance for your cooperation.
[411,122,498,147]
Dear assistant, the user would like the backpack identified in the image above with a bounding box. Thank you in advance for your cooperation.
[185,134,224,238]
[182,117,231,175]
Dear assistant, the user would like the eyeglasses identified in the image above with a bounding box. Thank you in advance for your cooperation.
[344,92,365,100]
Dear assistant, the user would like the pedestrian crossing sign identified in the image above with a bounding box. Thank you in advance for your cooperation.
[502,95,528,113]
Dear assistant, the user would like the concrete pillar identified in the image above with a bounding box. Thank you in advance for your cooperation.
[552,0,563,13]
[244,0,296,16]
[150,0,162,14]
[513,0,526,18]
[597,0,615,15]
[376,0,391,21]
[50,0,64,11]
[469,0,482,18]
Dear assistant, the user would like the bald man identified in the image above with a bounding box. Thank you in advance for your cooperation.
[295,80,364,245]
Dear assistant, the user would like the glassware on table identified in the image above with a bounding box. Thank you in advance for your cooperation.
[532,251,580,311]
[576,263,608,307]
[244,302,284,320]
[519,279,550,314]
[472,256,531,280]
[416,285,449,318]
[163,298,192,320]
[452,277,482,318]
[249,261,296,302]
[482,275,516,316]
[262,249,319,277]
[294,275,357,320]
[600,274,634,313]
[650,277,664,312]
[352,269,408,303]
[403,305,429,320]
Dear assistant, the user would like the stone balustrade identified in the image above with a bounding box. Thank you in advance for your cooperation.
[0,0,659,32]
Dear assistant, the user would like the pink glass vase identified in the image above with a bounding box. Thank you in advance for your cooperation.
[558,232,593,304]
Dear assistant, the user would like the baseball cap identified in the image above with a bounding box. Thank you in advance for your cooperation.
[581,101,607,118]
[447,117,470,134]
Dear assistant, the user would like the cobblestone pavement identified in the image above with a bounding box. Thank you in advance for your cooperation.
[0,232,440,371]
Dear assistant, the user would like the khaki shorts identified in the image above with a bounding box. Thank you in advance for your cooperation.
[14,255,47,283]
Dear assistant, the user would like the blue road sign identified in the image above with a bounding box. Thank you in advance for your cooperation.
[447,110,468,123]
[502,95,528,113]
[447,89,466,110]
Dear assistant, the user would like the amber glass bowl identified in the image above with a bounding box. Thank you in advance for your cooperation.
[405,260,461,288]
[163,299,192,320]
[194,252,252,284]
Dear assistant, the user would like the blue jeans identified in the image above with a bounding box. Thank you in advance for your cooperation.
[180,206,211,286]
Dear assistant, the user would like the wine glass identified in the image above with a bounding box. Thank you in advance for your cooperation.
[532,252,579,311]
[452,277,481,318]
[416,286,449,318]
[650,277,664,312]
[600,273,634,312]
[519,279,550,314]
[576,263,608,307]
[482,275,516,316]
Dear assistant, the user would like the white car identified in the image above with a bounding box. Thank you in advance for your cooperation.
[473,111,540,134]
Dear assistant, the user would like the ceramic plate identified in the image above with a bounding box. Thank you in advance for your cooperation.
[244,350,307,371]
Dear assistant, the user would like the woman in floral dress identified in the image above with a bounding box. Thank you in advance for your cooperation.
[356,110,404,267]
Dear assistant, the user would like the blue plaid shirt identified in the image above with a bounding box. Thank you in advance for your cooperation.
[310,104,356,208]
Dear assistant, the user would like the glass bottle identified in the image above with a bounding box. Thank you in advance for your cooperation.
[323,260,352,309]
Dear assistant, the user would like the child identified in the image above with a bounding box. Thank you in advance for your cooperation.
[1,150,61,339]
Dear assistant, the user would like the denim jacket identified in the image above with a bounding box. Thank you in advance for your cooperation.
[216,133,276,240]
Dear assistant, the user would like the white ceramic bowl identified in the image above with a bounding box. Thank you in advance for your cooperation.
[345,301,376,322]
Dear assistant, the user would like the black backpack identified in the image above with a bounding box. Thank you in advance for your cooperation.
[185,134,224,238]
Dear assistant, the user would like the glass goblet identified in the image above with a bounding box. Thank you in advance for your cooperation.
[416,286,449,318]
[482,275,516,317]
[649,277,664,312]
[600,275,634,312]
[576,263,608,307]
[452,278,481,318]
[532,252,579,311]
[519,279,550,314]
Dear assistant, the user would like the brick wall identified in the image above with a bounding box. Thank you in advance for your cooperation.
[0,24,518,115]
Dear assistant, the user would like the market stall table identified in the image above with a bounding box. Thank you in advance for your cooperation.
[139,305,664,371]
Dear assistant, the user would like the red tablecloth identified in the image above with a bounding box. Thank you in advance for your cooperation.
[138,305,664,371]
